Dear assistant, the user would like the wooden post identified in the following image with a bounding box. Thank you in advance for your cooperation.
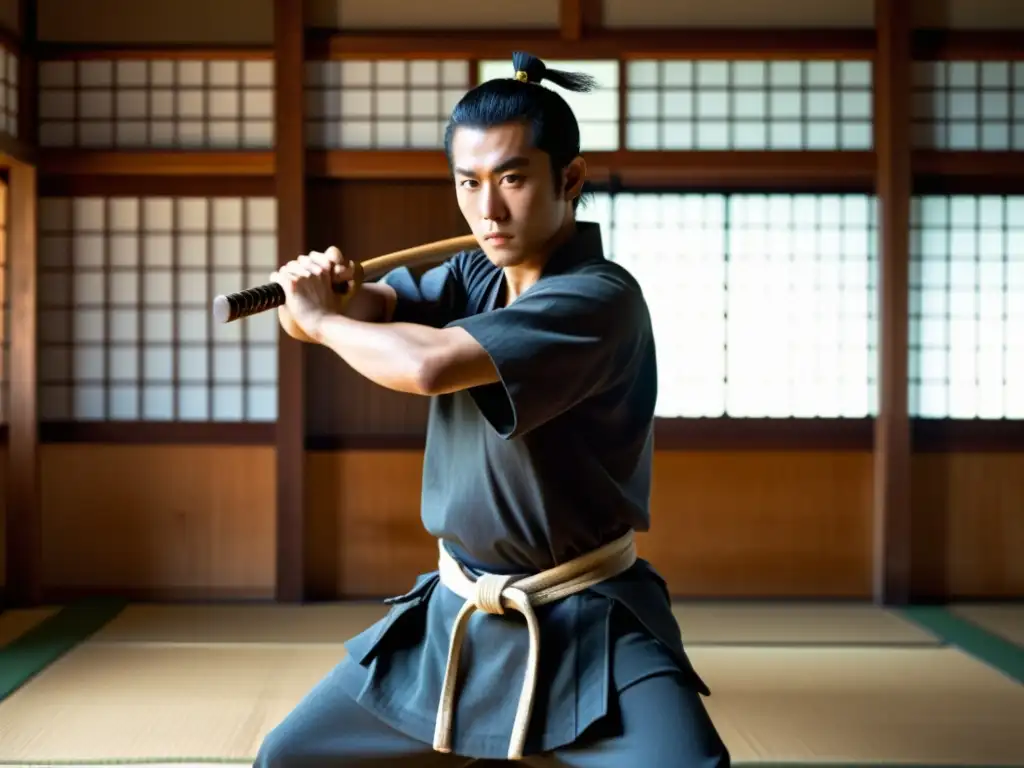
[872,0,913,605]
[274,0,307,602]
[5,158,40,606]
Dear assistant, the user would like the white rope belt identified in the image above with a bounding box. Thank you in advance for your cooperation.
[432,531,637,760]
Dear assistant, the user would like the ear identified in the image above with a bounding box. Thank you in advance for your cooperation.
[562,156,587,201]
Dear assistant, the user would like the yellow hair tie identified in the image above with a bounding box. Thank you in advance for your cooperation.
[514,70,529,82]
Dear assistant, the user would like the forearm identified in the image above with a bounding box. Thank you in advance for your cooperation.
[312,312,445,395]
[280,283,395,345]
[341,282,396,323]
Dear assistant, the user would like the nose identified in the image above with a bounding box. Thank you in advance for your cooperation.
[479,182,508,223]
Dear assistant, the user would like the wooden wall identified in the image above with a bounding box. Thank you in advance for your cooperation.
[2,0,1024,604]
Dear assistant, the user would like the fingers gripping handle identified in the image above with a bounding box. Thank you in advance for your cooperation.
[211,234,478,324]
[210,268,359,325]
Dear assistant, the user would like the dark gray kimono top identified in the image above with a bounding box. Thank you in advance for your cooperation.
[336,221,709,760]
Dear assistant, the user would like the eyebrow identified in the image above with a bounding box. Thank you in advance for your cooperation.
[454,156,531,178]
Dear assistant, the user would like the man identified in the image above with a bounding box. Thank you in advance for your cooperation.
[256,51,730,767]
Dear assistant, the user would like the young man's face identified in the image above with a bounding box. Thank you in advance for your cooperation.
[450,121,584,269]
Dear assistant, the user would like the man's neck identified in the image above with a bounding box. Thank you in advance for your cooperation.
[502,218,578,304]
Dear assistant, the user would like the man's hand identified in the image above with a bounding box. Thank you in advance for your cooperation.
[270,246,362,342]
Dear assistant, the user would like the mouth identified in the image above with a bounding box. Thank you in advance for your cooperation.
[483,233,514,245]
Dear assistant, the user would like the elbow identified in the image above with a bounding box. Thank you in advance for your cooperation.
[411,348,449,396]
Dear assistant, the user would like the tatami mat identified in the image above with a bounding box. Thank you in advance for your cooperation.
[0,642,348,763]
[89,603,390,644]
[694,645,1024,764]
[85,601,939,647]
[671,601,939,645]
[0,608,59,647]
[951,603,1024,648]
[1,641,1022,764]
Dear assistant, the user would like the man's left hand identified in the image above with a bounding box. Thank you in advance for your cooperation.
[270,248,349,340]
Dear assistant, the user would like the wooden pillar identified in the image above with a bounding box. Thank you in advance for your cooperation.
[872,0,913,605]
[5,158,40,607]
[274,0,307,602]
[560,0,602,41]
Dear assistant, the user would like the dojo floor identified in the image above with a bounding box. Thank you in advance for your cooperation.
[1,601,1023,766]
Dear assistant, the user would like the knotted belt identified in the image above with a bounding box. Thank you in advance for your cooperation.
[432,531,638,760]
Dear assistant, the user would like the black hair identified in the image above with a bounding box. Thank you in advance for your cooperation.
[443,51,597,210]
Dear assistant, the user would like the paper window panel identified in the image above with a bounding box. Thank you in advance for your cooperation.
[305,59,470,149]
[908,195,1024,419]
[912,61,1024,151]
[626,59,873,151]
[476,59,620,151]
[37,59,275,149]
[580,192,878,418]
[38,196,279,423]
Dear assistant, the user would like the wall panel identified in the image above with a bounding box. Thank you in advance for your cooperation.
[0,0,18,36]
[305,179,468,439]
[40,444,275,598]
[305,0,559,30]
[908,195,1023,418]
[0,178,6,591]
[602,0,874,29]
[38,195,278,423]
[38,58,274,150]
[305,59,469,150]
[913,62,1023,151]
[308,450,875,598]
[912,454,1024,599]
[620,59,873,152]
[37,0,274,44]
[0,443,5,589]
[914,0,1024,30]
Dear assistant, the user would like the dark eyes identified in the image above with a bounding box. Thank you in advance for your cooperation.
[459,174,524,189]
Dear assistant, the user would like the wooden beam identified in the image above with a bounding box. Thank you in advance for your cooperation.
[38,175,275,197]
[5,158,40,606]
[305,418,876,453]
[274,0,307,603]
[913,151,1024,194]
[38,150,275,177]
[308,150,876,190]
[35,44,273,60]
[913,29,1024,60]
[39,422,274,445]
[306,28,875,60]
[872,0,913,606]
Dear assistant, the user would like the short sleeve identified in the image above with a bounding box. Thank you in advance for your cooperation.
[448,269,648,439]
[377,256,466,328]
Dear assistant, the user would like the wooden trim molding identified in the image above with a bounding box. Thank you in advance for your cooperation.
[25,29,1022,66]
[39,422,275,444]
[30,149,1024,192]
[304,28,876,61]
[913,29,1024,60]
[34,44,274,60]
[308,150,877,190]
[30,418,1024,452]
[38,174,276,197]
[304,419,876,453]
[38,151,275,178]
